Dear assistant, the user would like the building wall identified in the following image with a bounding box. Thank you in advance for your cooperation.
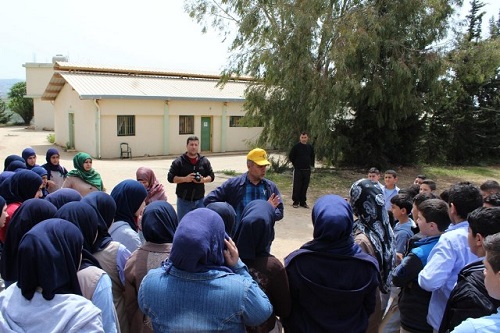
[24,63,55,130]
[53,84,97,156]
[53,86,263,159]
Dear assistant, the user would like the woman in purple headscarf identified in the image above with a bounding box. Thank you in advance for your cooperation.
[138,208,272,332]
[42,148,68,193]
[0,219,103,332]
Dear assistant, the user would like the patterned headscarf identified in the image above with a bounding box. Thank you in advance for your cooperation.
[67,152,103,190]
[17,218,83,300]
[136,167,167,205]
[350,178,395,293]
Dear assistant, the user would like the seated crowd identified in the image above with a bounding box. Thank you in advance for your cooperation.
[0,148,499,332]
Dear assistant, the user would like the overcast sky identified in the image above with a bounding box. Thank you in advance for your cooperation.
[1,0,498,80]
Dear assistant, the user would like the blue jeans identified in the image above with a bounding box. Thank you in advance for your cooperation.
[176,197,205,221]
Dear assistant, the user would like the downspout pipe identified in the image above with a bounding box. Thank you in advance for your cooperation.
[93,99,101,159]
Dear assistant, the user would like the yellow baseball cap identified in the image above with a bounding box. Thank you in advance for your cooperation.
[247,148,270,166]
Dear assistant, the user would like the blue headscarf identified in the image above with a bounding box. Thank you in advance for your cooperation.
[166,208,231,273]
[55,201,101,269]
[42,148,68,180]
[111,179,147,232]
[206,202,237,237]
[31,166,48,178]
[3,155,24,171]
[142,201,178,244]
[0,169,42,204]
[21,148,37,170]
[0,195,5,209]
[301,195,361,256]
[0,171,14,185]
[6,160,27,172]
[81,191,117,252]
[0,199,57,282]
[45,188,82,209]
[17,218,83,300]
[234,200,275,260]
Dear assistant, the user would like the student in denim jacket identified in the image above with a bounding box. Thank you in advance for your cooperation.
[139,208,272,332]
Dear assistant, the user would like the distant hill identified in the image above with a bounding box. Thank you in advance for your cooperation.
[0,79,23,97]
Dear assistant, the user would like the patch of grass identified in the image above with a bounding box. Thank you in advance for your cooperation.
[219,169,237,176]
[46,133,55,144]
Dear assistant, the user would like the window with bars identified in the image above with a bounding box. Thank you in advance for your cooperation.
[117,115,135,136]
[229,116,244,127]
[179,115,194,134]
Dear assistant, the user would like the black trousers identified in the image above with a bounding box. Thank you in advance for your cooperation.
[292,168,311,204]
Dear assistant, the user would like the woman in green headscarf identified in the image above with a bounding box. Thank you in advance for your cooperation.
[62,152,104,197]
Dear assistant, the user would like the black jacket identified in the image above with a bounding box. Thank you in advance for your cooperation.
[439,260,500,333]
[289,142,315,170]
[167,153,214,201]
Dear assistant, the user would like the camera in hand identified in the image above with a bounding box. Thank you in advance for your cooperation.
[194,172,201,182]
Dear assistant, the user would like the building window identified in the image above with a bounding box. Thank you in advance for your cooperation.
[230,116,244,127]
[179,115,194,134]
[117,115,135,136]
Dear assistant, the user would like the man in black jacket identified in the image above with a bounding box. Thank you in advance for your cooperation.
[439,206,500,333]
[289,132,315,208]
[167,136,214,221]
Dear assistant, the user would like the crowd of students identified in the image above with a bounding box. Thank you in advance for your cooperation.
[0,147,499,332]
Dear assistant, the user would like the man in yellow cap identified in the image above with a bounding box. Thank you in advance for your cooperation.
[204,148,283,231]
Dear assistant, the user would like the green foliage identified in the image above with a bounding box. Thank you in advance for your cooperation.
[7,82,33,125]
[47,133,55,144]
[186,0,499,166]
[0,99,11,124]
[268,154,289,174]
[220,169,237,176]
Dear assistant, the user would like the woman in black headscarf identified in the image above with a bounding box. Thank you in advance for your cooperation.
[124,201,179,333]
[284,194,380,333]
[206,201,237,237]
[235,200,291,333]
[0,218,103,332]
[3,155,24,171]
[0,199,57,287]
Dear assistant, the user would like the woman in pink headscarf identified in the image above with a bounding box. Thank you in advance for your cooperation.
[135,167,167,205]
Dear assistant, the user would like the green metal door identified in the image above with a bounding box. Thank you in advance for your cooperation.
[201,117,211,151]
[68,113,75,149]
